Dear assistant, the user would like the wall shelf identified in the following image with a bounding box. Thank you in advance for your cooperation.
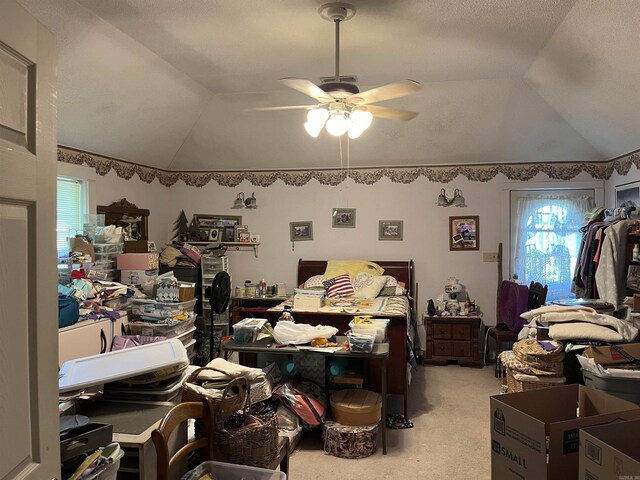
[189,242,260,257]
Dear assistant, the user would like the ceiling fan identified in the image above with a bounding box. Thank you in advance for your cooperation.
[252,2,423,139]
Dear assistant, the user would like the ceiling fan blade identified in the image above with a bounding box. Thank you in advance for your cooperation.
[279,77,333,103]
[247,105,315,112]
[366,105,419,121]
[348,80,423,105]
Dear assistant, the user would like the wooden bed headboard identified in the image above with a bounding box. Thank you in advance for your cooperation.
[297,259,415,302]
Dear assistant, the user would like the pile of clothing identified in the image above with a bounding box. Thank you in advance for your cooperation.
[498,338,566,392]
[520,305,639,343]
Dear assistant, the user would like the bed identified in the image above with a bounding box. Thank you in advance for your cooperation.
[238,259,416,418]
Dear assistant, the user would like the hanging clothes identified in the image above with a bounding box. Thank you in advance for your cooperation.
[594,219,640,305]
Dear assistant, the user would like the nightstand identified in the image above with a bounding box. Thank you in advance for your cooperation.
[423,314,483,367]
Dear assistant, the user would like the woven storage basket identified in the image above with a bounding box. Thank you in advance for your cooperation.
[182,368,248,421]
[506,368,564,393]
[215,381,279,468]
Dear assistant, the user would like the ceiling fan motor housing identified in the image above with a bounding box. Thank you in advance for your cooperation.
[319,3,356,23]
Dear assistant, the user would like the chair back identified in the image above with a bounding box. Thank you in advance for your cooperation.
[528,281,548,309]
[152,400,214,480]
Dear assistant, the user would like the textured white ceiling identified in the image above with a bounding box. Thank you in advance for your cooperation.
[15,0,640,170]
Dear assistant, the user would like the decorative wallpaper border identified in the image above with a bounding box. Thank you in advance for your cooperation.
[58,147,640,188]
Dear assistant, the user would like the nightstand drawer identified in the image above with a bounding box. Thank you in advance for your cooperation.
[433,340,452,356]
[452,341,471,357]
[452,324,471,340]
[433,323,452,339]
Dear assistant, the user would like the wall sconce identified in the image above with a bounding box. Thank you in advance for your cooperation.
[436,188,466,207]
[232,192,258,209]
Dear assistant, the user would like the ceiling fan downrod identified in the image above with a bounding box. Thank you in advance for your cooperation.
[319,3,356,82]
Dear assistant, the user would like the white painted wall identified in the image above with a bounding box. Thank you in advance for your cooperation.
[94,170,171,247]
[164,171,603,338]
[90,167,610,350]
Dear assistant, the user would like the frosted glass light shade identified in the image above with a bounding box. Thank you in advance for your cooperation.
[304,121,323,138]
[325,113,349,136]
[351,109,373,130]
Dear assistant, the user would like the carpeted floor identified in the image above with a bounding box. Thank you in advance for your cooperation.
[288,364,499,480]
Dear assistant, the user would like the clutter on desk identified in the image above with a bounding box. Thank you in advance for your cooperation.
[349,317,389,342]
[272,322,338,345]
[346,331,376,353]
[233,318,270,344]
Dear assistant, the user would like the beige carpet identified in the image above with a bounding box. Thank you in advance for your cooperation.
[288,364,499,480]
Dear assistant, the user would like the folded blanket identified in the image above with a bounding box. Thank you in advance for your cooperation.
[521,305,638,342]
[195,357,265,383]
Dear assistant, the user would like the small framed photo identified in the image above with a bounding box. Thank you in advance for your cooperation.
[238,231,251,243]
[290,221,313,241]
[222,226,236,242]
[378,220,403,241]
[234,225,248,242]
[449,216,479,251]
[332,208,356,228]
[209,228,221,242]
[198,229,210,242]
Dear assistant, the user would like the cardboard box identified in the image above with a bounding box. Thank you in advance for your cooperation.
[490,384,640,480]
[178,283,196,302]
[579,419,640,479]
[116,253,159,270]
[582,343,640,365]
[120,268,159,285]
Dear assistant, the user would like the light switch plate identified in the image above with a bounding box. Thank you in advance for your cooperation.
[483,252,499,262]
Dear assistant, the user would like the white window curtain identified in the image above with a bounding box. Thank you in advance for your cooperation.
[511,190,594,301]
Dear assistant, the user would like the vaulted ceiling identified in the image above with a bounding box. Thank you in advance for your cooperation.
[16,0,640,171]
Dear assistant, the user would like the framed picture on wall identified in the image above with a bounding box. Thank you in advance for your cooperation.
[209,228,221,242]
[194,214,242,229]
[378,220,403,241]
[615,182,640,216]
[290,221,313,241]
[449,216,479,251]
[332,208,356,228]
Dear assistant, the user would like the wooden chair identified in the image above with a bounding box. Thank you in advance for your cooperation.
[152,400,215,480]
[486,281,548,376]
[152,392,290,480]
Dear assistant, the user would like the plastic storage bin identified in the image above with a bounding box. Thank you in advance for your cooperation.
[175,326,197,346]
[181,460,286,480]
[582,370,640,404]
[347,331,375,353]
[232,318,264,344]
[348,318,390,343]
[93,243,125,254]
[128,314,196,337]
[201,255,229,275]
[130,298,197,319]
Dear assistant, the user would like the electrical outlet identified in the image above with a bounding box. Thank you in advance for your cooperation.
[483,252,499,262]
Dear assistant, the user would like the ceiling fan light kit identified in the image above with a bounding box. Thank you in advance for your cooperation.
[254,2,423,139]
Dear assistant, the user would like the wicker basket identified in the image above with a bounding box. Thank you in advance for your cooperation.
[182,368,248,421]
[506,369,564,393]
[215,381,279,468]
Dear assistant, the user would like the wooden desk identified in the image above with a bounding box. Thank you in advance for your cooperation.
[81,400,185,479]
[424,315,483,367]
[223,337,390,454]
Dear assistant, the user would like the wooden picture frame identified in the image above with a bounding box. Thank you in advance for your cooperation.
[290,221,313,241]
[449,216,479,251]
[378,220,403,241]
[332,208,356,228]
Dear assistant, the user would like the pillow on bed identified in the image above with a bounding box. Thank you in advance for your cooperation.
[323,274,355,298]
[379,285,408,296]
[352,272,387,299]
[324,260,384,280]
[303,274,326,289]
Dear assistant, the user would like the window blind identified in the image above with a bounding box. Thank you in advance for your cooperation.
[57,177,84,258]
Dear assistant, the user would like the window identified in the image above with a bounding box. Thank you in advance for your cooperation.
[510,189,594,301]
[56,177,86,259]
